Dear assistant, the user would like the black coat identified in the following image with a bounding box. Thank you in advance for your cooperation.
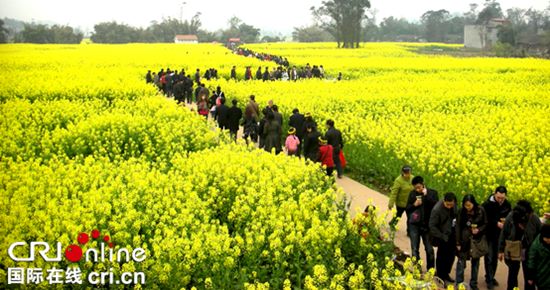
[256,69,262,79]
[227,106,243,132]
[289,113,306,138]
[274,112,283,129]
[216,104,230,126]
[195,72,200,82]
[146,72,152,83]
[481,194,512,241]
[429,199,457,244]
[231,69,236,79]
[325,127,344,154]
[165,74,173,88]
[498,211,541,254]
[259,117,267,138]
[262,71,269,81]
[405,188,439,231]
[304,131,321,160]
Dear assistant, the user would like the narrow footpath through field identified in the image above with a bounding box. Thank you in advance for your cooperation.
[179,98,518,290]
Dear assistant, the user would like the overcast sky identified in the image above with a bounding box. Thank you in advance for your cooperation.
[1,0,548,35]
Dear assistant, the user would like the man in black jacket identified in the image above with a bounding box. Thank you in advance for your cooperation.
[195,69,200,82]
[185,75,193,104]
[289,109,305,156]
[215,98,230,130]
[227,100,242,143]
[482,186,512,290]
[256,67,262,80]
[406,176,438,271]
[272,105,283,128]
[146,70,152,83]
[262,68,269,82]
[325,120,344,178]
[194,82,202,103]
[231,66,237,79]
[165,72,173,98]
[429,192,457,283]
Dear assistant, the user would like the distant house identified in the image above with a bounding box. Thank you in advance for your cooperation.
[518,34,549,57]
[464,19,509,49]
[174,35,198,44]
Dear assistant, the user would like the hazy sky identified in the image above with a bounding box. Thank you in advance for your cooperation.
[1,0,548,35]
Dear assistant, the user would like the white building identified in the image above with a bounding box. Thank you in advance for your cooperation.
[174,35,198,44]
[464,19,509,49]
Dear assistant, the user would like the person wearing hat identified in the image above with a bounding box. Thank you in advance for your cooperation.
[316,136,334,176]
[285,127,300,156]
[388,165,415,232]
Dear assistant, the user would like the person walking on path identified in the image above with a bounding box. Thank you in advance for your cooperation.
[498,200,541,290]
[263,112,282,154]
[242,106,258,146]
[316,137,334,176]
[455,194,488,290]
[303,122,321,161]
[246,95,260,123]
[289,109,305,157]
[389,165,414,231]
[146,70,152,83]
[215,98,230,130]
[527,224,550,290]
[325,120,344,178]
[285,127,300,156]
[197,94,209,119]
[405,176,438,271]
[272,105,283,129]
[430,192,458,284]
[227,100,242,142]
[482,186,512,290]
[258,109,268,149]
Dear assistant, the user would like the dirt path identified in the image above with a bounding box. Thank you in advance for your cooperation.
[174,97,518,289]
[336,176,521,290]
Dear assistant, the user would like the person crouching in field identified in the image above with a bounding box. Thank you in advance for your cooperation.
[285,127,300,156]
[316,137,334,176]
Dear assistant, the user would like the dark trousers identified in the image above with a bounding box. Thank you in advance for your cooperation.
[505,259,535,290]
[259,137,265,149]
[456,258,480,287]
[333,149,342,177]
[326,167,334,176]
[218,124,226,131]
[436,237,456,279]
[186,91,193,103]
[409,224,435,270]
[296,138,303,156]
[390,206,407,227]
[484,238,499,284]
[230,130,238,143]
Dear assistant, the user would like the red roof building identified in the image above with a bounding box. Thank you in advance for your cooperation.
[175,35,198,44]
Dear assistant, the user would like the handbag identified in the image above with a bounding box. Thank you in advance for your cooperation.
[504,240,522,261]
[470,235,489,259]
[339,150,346,167]
[409,208,422,225]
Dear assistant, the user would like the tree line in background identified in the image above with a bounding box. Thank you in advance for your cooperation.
[0,0,548,49]
[0,19,83,44]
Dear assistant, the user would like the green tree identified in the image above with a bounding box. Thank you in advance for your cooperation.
[311,0,371,48]
[292,24,333,42]
[0,20,8,43]
[90,21,138,44]
[238,23,260,44]
[421,9,451,42]
[497,24,516,45]
[477,0,503,23]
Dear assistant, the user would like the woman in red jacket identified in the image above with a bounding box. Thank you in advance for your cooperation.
[316,137,334,176]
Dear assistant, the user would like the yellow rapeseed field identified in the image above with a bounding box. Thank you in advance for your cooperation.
[0,42,548,289]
